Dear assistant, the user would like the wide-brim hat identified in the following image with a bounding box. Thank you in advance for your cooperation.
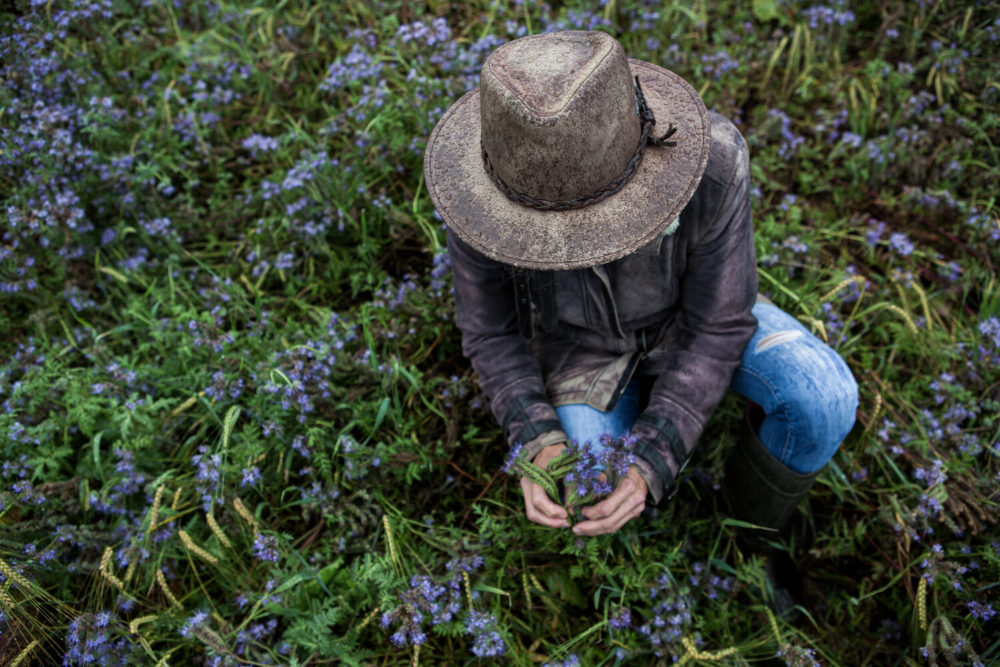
[424,30,710,270]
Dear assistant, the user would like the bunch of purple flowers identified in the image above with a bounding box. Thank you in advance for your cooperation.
[379,557,506,657]
[503,433,637,514]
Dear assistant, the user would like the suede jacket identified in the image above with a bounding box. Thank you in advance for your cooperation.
[447,112,758,503]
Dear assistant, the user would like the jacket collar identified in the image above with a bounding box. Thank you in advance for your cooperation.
[634,215,680,256]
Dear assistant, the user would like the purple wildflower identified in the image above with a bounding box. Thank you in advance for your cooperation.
[253,534,280,563]
[543,657,581,667]
[802,3,855,29]
[598,433,636,479]
[464,610,506,657]
[381,604,427,649]
[241,466,261,487]
[888,232,914,256]
[913,459,947,488]
[700,50,739,80]
[179,610,209,638]
[967,601,996,622]
[609,607,632,630]
[766,109,804,159]
[65,611,134,665]
[980,317,1000,350]
[865,219,886,246]
[839,131,863,148]
[502,443,525,474]
[242,133,279,156]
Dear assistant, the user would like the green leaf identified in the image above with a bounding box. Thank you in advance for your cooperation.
[516,460,559,500]
[721,517,778,531]
[752,0,779,22]
[272,571,313,595]
[92,431,104,481]
[372,397,390,432]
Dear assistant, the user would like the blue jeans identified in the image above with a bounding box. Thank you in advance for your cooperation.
[555,302,859,474]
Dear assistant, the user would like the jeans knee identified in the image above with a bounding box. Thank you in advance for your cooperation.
[788,351,858,449]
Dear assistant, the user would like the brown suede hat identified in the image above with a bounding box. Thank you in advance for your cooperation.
[424,30,711,270]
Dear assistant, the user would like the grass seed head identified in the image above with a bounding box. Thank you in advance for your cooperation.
[179,530,219,565]
[0,584,15,610]
[0,558,32,591]
[99,547,126,593]
[156,569,183,609]
[129,615,158,635]
[918,576,928,631]
[8,639,39,667]
[232,496,258,536]
[147,484,165,536]
[171,485,184,511]
[206,512,233,548]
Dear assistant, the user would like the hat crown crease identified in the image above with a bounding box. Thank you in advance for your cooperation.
[489,35,610,116]
[480,31,640,203]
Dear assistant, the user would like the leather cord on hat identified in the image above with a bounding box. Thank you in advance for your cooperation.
[633,76,678,148]
[481,76,677,212]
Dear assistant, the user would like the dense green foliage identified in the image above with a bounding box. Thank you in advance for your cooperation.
[1,0,998,664]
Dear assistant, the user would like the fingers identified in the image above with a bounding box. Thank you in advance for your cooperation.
[581,478,634,521]
[534,443,567,469]
[519,448,645,533]
[573,492,644,536]
[520,476,569,528]
[573,475,647,536]
[520,443,570,528]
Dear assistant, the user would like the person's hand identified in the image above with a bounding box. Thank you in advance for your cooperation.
[571,466,647,536]
[520,443,569,528]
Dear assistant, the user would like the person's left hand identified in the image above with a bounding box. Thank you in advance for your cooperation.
[571,466,647,536]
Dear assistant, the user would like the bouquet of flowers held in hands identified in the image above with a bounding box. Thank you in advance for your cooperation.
[503,433,637,516]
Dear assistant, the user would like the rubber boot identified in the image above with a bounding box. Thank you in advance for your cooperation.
[725,410,822,615]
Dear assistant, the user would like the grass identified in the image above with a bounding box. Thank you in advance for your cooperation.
[1,0,998,665]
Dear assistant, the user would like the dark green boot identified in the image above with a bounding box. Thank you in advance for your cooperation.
[725,411,823,613]
[726,411,822,548]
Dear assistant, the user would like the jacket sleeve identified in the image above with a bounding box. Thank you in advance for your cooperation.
[446,230,567,459]
[631,123,758,503]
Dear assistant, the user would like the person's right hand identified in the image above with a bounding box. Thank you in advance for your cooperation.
[520,443,569,528]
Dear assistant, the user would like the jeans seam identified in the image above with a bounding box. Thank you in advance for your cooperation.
[733,363,798,466]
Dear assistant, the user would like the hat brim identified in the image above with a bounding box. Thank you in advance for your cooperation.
[423,59,710,270]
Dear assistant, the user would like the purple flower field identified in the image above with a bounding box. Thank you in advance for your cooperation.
[1,0,998,664]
